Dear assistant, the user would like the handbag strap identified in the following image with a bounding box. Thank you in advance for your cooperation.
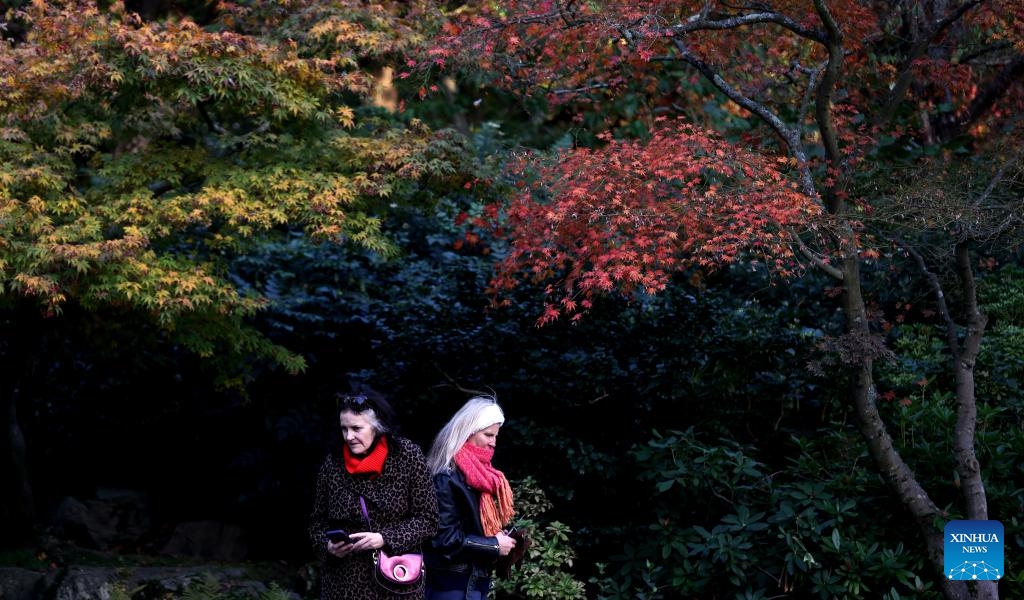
[361,496,385,566]
[359,495,372,530]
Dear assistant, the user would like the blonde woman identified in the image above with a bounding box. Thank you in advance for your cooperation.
[423,396,519,599]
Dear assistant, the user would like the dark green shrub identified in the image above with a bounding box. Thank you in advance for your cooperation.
[492,476,588,599]
[590,428,932,599]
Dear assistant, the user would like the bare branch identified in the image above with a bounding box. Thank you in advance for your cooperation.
[790,227,844,280]
[876,0,987,126]
[667,12,826,44]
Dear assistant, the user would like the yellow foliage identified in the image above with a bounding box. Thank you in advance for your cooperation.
[0,0,474,375]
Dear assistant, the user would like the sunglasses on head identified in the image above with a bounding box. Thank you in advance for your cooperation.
[337,393,370,412]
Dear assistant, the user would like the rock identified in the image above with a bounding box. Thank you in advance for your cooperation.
[0,565,302,600]
[53,489,151,551]
[0,567,54,600]
[160,521,247,561]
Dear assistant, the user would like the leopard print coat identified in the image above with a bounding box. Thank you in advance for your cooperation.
[309,435,439,600]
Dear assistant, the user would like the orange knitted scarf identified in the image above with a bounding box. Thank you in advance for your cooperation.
[454,442,515,536]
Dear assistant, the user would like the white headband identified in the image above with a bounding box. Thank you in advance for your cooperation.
[469,403,505,433]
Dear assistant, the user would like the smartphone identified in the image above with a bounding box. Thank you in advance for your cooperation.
[325,529,352,544]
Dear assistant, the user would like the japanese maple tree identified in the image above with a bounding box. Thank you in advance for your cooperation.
[428,1,1024,598]
[0,0,473,545]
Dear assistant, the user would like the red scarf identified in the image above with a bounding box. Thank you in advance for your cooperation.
[343,436,388,477]
[454,442,515,536]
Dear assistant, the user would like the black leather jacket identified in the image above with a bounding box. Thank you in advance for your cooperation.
[424,466,501,579]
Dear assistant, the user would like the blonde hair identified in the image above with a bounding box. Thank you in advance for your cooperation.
[426,396,504,476]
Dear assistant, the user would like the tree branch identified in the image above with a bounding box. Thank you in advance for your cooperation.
[875,0,986,127]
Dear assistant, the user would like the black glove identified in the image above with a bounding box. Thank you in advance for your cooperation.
[495,528,532,580]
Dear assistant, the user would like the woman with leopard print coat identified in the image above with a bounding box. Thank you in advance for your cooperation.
[309,392,439,599]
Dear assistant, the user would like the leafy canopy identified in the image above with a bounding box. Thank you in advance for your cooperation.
[485,121,819,325]
[427,0,1024,323]
[0,0,475,373]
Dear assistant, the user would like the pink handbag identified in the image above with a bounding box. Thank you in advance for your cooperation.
[375,549,424,583]
[361,496,425,594]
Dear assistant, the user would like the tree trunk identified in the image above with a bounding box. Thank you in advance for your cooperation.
[932,243,996,599]
[845,239,998,600]
[0,366,36,549]
[0,304,44,549]
[949,243,989,524]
